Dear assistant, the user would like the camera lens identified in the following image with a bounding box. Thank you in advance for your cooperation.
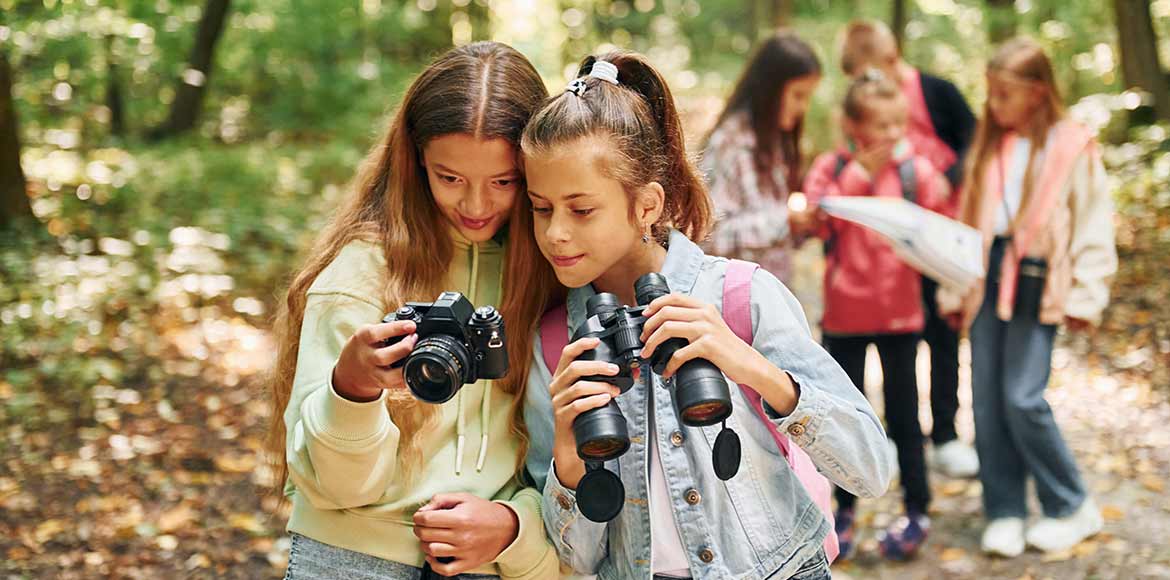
[404,335,471,404]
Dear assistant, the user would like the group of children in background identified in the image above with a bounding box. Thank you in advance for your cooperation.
[707,21,1115,563]
[268,17,1117,580]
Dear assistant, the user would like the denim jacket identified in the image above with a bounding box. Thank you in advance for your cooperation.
[523,231,894,580]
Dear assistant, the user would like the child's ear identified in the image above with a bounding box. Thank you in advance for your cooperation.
[636,182,666,226]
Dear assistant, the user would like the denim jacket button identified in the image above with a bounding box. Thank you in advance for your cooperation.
[684,489,701,505]
[556,492,574,511]
[670,431,684,446]
[698,548,715,563]
[787,423,806,437]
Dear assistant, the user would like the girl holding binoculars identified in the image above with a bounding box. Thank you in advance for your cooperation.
[513,51,893,580]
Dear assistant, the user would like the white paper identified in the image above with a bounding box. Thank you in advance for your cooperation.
[818,196,985,292]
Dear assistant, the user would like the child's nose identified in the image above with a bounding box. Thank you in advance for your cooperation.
[462,183,489,214]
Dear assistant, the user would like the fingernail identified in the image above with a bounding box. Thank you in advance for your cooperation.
[608,364,619,373]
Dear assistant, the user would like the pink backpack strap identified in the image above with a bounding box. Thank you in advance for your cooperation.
[722,259,839,562]
[722,260,791,457]
[539,303,569,376]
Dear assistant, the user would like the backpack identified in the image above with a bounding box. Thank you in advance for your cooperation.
[538,259,840,563]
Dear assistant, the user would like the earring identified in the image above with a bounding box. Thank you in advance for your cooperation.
[641,233,650,244]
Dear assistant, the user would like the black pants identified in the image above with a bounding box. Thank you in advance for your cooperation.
[825,333,931,515]
[921,276,961,445]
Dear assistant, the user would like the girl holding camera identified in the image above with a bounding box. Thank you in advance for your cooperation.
[267,42,558,579]
[511,52,893,579]
[937,38,1116,558]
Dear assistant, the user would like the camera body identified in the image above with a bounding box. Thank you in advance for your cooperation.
[380,291,507,404]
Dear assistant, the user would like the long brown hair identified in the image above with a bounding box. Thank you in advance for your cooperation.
[500,51,714,401]
[266,42,547,496]
[709,31,821,193]
[961,37,1065,226]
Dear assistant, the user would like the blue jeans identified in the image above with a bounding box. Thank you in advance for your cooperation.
[969,239,1087,520]
[284,533,498,580]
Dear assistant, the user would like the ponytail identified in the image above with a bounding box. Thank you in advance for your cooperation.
[521,51,713,243]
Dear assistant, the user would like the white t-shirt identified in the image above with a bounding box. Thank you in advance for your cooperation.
[994,138,1037,236]
[648,398,692,578]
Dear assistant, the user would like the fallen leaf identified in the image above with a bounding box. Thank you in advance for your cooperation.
[34,519,66,544]
[228,512,265,534]
[214,453,256,473]
[158,504,195,533]
[1140,475,1165,493]
[1073,540,1099,558]
[1101,505,1125,521]
[1042,548,1074,562]
[940,547,967,562]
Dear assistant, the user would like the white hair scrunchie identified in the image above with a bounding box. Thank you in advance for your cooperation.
[565,60,620,96]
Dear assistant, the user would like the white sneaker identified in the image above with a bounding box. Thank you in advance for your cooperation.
[1025,498,1104,553]
[981,517,1025,557]
[934,440,980,478]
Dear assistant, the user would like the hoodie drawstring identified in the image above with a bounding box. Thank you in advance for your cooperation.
[455,240,502,474]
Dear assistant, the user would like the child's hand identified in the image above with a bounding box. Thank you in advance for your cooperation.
[548,337,621,489]
[855,142,895,177]
[640,294,800,414]
[332,320,418,402]
[412,492,519,574]
[640,294,760,386]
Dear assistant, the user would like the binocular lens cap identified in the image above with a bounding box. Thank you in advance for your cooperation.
[713,427,741,481]
[577,468,625,522]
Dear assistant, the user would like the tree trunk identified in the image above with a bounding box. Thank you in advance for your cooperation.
[148,0,231,140]
[773,0,792,28]
[106,36,125,137]
[986,0,1016,43]
[0,50,31,228]
[1114,0,1170,122]
[892,0,907,53]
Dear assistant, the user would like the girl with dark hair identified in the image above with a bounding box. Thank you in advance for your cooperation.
[701,31,822,282]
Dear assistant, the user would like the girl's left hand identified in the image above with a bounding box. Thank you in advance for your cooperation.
[412,493,519,574]
[639,293,762,386]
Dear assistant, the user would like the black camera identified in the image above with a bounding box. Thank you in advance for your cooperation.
[568,273,740,523]
[380,292,507,404]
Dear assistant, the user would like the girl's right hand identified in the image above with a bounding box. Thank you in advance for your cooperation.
[332,320,419,402]
[549,337,621,490]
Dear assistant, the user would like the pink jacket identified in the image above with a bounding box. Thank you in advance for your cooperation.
[804,147,953,335]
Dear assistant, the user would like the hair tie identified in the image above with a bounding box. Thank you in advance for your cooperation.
[564,60,621,96]
[589,60,620,85]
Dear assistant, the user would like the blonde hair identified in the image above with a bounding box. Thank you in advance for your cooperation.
[960,37,1065,227]
[839,20,898,76]
[842,69,905,121]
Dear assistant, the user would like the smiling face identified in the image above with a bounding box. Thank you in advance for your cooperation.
[421,133,521,243]
[524,137,663,293]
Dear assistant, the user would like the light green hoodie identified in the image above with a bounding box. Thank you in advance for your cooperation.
[283,229,556,579]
